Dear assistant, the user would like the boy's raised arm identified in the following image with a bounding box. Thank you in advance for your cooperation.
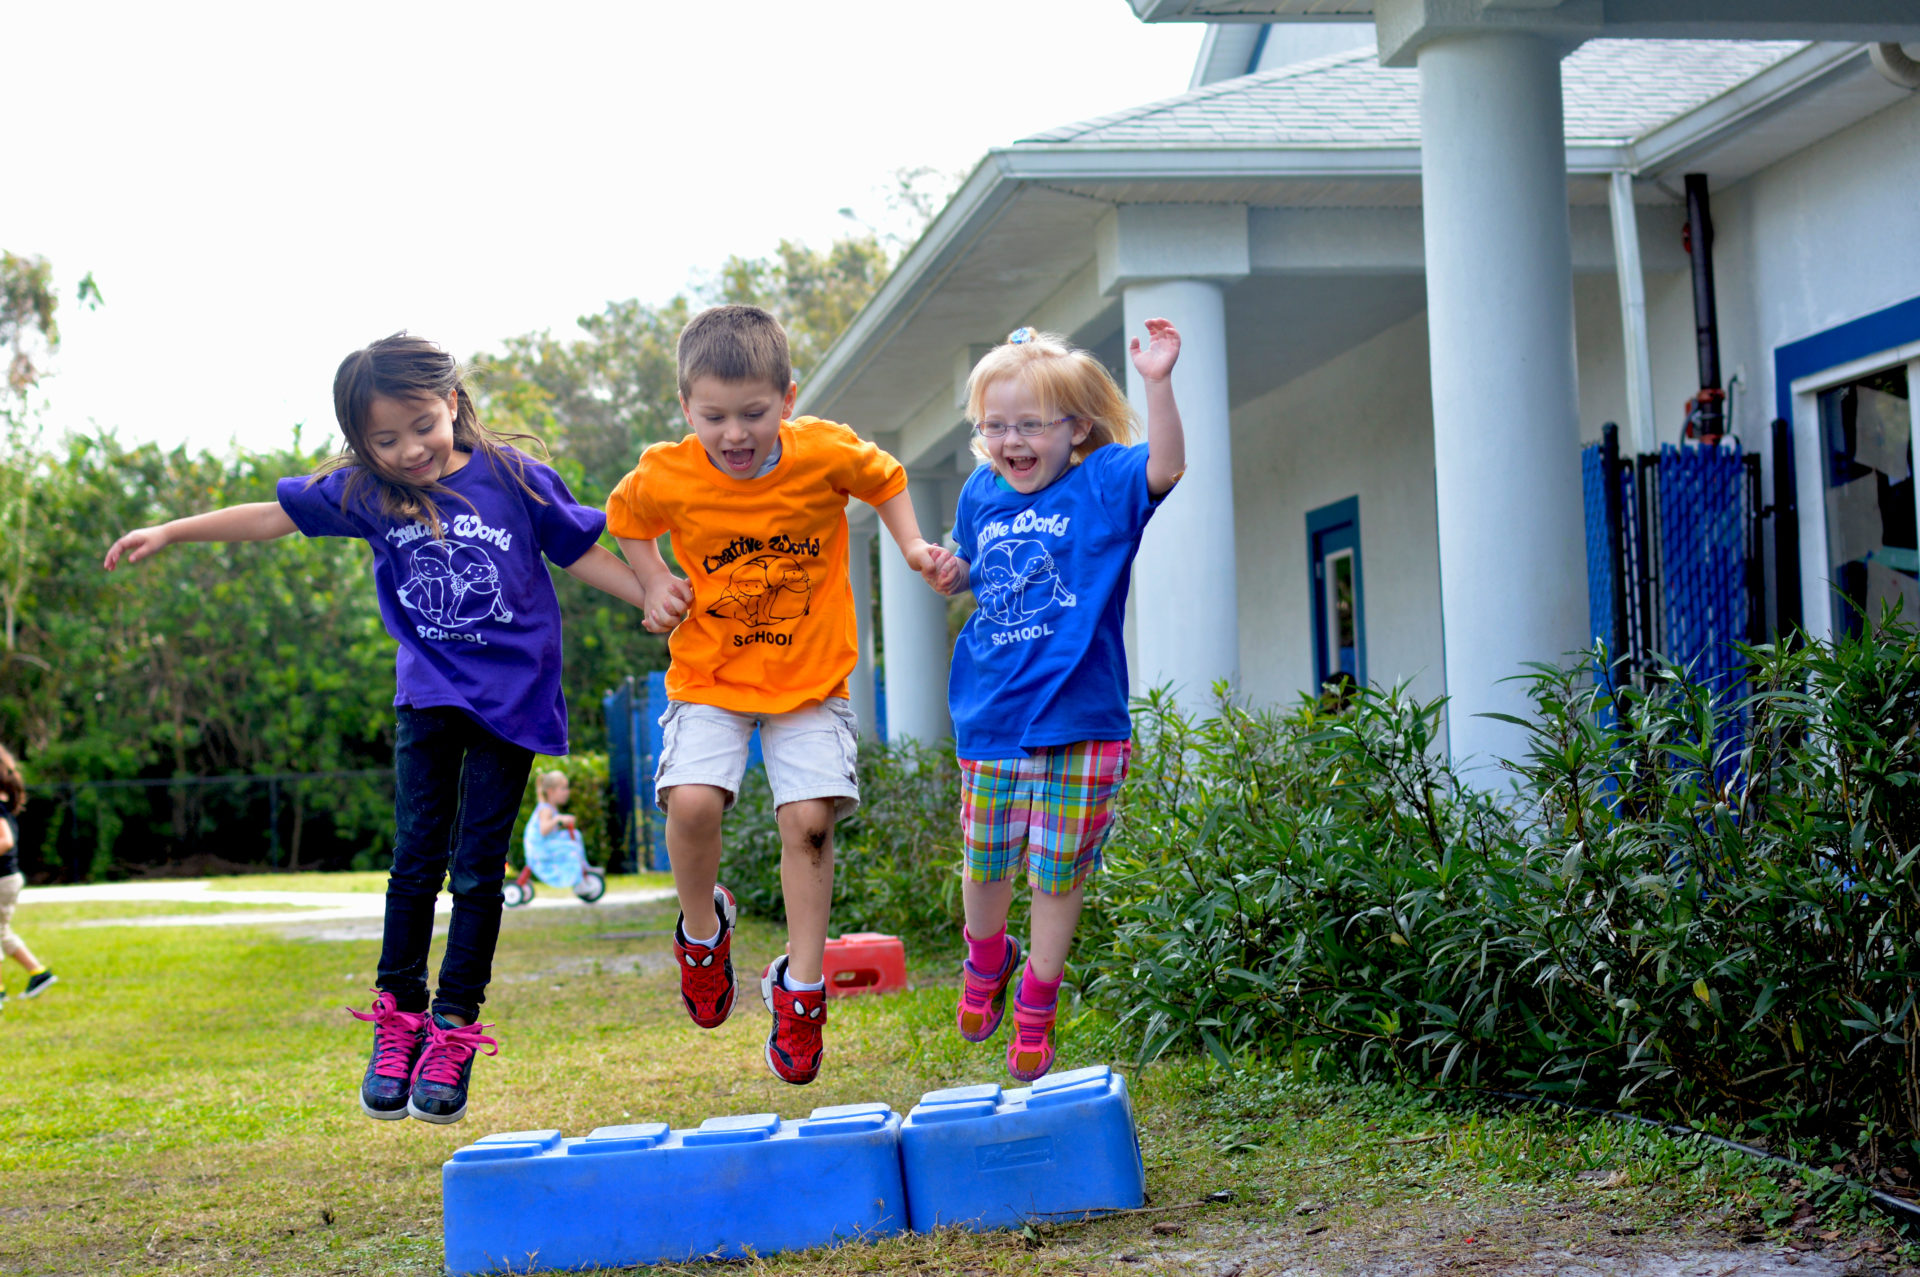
[614,535,695,634]
[871,489,958,592]
[103,502,298,570]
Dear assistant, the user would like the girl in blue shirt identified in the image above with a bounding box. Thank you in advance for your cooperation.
[104,333,646,1125]
[928,319,1186,1081]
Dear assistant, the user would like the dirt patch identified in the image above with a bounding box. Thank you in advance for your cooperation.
[1044,1201,1883,1276]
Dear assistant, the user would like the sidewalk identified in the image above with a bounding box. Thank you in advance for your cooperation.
[25,877,676,931]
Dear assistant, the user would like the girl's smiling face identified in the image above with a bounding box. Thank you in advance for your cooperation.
[977,375,1091,495]
[364,392,468,485]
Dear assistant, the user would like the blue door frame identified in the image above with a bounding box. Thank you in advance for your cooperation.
[1306,497,1367,690]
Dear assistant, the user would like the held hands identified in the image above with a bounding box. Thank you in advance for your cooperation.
[923,545,969,596]
[641,575,694,634]
[102,526,171,571]
[908,540,967,596]
[1128,317,1181,383]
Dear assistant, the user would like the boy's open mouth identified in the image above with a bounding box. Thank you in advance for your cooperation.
[723,447,756,472]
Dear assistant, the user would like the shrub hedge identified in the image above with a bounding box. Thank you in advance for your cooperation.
[1087,619,1920,1169]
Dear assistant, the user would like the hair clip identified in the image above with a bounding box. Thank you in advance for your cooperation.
[1007,326,1035,345]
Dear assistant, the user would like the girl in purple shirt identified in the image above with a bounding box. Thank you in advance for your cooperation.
[104,333,646,1126]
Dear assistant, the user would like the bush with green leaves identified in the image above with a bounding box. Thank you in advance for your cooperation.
[1087,620,1920,1170]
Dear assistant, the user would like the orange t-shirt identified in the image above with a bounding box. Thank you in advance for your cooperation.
[605,417,908,713]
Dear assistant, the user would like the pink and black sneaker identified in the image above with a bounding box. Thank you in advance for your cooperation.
[956,933,1023,1043]
[1006,994,1058,1083]
[760,954,827,1085]
[674,885,739,1029]
[348,991,428,1121]
[407,1013,498,1125]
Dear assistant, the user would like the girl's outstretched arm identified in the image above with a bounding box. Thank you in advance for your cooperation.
[103,502,297,570]
[1129,318,1186,497]
[560,543,649,610]
[614,535,694,634]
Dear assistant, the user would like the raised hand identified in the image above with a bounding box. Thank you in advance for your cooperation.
[642,575,694,634]
[1127,317,1181,383]
[103,526,171,571]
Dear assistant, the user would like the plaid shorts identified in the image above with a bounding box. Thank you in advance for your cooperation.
[960,740,1133,896]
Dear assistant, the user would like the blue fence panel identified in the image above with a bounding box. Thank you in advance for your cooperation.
[1657,442,1751,785]
[1581,443,1616,652]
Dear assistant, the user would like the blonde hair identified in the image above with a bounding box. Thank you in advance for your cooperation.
[0,744,23,813]
[535,770,569,801]
[964,329,1137,464]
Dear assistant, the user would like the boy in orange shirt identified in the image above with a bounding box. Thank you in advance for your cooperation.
[607,304,948,1084]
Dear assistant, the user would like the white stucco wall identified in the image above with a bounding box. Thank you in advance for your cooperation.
[1709,90,1920,440]
[1228,312,1447,710]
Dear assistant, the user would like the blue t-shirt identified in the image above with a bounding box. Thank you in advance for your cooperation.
[948,443,1164,760]
[277,449,606,756]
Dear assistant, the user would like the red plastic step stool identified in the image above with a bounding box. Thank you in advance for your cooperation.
[821,932,907,998]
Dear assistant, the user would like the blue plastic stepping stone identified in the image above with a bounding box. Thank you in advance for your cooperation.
[442,1103,905,1274]
[898,1064,1146,1232]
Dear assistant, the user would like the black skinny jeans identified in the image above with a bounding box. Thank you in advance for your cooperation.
[378,706,533,1023]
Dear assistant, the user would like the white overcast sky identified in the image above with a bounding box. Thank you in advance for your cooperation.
[7,2,1202,457]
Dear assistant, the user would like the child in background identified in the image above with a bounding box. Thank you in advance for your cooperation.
[607,304,947,1085]
[522,770,595,898]
[103,333,646,1123]
[930,320,1186,1081]
[0,745,58,1008]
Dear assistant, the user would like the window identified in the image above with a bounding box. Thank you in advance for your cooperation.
[1818,365,1915,636]
[1306,497,1366,691]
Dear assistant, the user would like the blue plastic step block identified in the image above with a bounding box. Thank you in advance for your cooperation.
[899,1064,1145,1232]
[442,1103,905,1275]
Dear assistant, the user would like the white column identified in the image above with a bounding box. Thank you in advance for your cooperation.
[877,479,951,745]
[1419,33,1585,766]
[1123,277,1239,703]
[1608,170,1658,457]
[846,525,878,742]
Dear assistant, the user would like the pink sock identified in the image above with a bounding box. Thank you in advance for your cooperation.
[1019,964,1062,1009]
[965,926,1009,974]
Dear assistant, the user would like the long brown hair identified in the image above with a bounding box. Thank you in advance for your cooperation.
[312,332,546,534]
[0,744,25,814]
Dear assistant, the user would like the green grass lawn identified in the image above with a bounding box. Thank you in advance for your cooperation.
[3,895,1904,1276]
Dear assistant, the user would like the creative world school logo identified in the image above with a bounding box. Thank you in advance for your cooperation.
[395,539,513,630]
[708,553,812,628]
[975,538,1075,628]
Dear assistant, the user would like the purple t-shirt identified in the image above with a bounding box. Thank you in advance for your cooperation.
[277,449,606,756]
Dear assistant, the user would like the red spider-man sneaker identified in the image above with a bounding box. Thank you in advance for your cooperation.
[1006,993,1057,1083]
[348,991,427,1121]
[760,954,827,1085]
[673,885,739,1029]
[956,933,1023,1043]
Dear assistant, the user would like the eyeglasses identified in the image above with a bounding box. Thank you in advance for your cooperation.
[973,415,1073,439]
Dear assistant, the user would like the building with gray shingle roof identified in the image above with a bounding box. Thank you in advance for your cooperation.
[805,15,1920,763]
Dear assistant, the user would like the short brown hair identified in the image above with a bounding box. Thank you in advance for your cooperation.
[676,305,791,399]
